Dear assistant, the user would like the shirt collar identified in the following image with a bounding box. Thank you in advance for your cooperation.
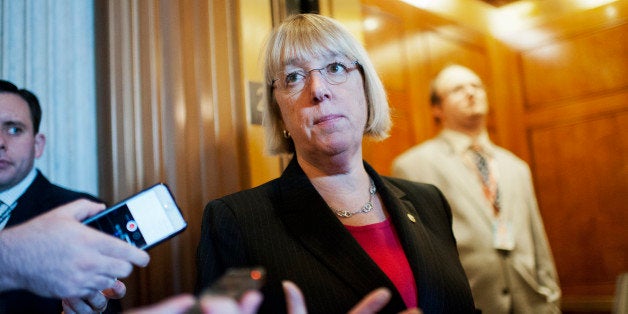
[0,168,38,206]
[440,129,495,156]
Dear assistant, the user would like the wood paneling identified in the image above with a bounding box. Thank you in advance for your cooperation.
[96,0,247,308]
[530,112,627,297]
[361,4,415,175]
[520,23,628,109]
[240,0,282,187]
[516,3,628,310]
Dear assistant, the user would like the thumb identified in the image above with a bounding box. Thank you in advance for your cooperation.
[348,287,391,314]
[283,281,307,314]
[60,199,107,221]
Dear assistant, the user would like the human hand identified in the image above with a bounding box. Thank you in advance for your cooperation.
[348,288,422,314]
[0,199,150,298]
[62,279,126,314]
[198,290,263,314]
[348,287,392,314]
[124,290,263,314]
[282,280,422,314]
[282,281,306,314]
[124,294,196,314]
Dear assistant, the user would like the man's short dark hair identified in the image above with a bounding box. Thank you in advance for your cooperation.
[0,80,42,134]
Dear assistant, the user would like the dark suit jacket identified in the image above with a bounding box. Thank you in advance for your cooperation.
[0,171,102,314]
[196,158,475,314]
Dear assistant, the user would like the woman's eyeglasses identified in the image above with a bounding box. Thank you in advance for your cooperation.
[272,61,361,94]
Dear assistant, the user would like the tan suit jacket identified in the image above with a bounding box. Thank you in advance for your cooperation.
[392,130,561,314]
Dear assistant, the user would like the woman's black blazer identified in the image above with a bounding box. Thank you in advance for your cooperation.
[196,157,475,314]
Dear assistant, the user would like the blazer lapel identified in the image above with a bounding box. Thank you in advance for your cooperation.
[276,158,407,311]
[370,168,447,313]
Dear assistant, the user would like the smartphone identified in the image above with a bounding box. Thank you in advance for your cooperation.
[202,267,266,299]
[83,183,187,250]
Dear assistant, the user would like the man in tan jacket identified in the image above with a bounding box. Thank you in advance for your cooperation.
[392,65,561,313]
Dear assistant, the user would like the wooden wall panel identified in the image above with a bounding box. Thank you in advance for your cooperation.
[239,0,281,187]
[96,0,247,308]
[530,112,627,295]
[520,24,628,109]
[426,33,490,79]
[361,4,415,175]
[517,6,628,310]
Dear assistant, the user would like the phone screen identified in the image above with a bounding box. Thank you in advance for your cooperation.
[84,183,187,250]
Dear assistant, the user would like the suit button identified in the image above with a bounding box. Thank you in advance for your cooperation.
[502,288,510,295]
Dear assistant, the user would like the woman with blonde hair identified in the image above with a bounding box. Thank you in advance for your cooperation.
[196,14,475,314]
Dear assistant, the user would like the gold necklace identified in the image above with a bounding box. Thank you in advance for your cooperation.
[333,179,376,218]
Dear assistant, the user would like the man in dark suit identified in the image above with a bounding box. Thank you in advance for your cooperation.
[0,79,121,313]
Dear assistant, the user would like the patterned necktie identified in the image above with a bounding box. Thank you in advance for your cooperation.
[0,201,14,227]
[470,146,500,215]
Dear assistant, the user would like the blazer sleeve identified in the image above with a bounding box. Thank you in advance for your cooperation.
[195,198,248,293]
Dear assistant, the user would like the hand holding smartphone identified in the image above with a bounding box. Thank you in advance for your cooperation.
[202,267,266,299]
[83,183,187,250]
[186,267,266,314]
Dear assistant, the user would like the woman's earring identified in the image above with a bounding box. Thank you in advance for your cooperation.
[282,130,291,139]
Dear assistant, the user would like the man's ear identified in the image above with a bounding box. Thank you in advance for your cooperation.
[431,104,443,124]
[34,133,46,158]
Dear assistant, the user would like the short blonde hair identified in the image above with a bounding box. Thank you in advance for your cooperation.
[262,13,391,155]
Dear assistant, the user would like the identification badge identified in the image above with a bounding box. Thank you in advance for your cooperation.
[493,217,515,251]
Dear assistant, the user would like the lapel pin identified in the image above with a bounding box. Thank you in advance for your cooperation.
[407,213,416,223]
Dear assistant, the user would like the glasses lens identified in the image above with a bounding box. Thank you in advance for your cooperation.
[274,61,358,93]
[323,63,349,84]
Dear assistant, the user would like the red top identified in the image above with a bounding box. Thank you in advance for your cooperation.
[346,219,418,308]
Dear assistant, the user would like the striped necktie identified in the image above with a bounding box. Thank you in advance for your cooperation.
[0,201,16,228]
[470,146,500,215]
